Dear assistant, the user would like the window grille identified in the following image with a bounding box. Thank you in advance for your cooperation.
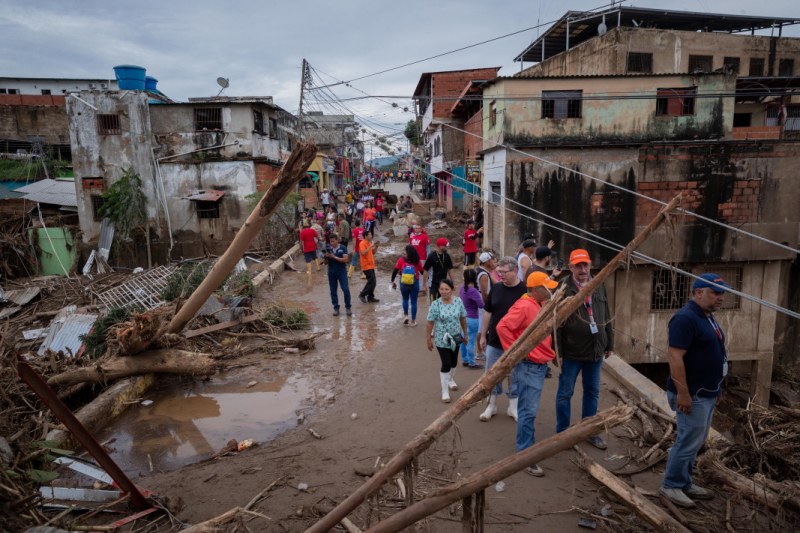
[96,114,121,135]
[195,200,220,219]
[541,91,582,119]
[90,195,106,222]
[688,55,713,73]
[785,106,800,132]
[651,268,690,311]
[723,57,740,73]
[749,58,765,77]
[41,89,52,95]
[269,118,278,138]
[627,52,653,73]
[779,59,795,77]
[253,110,265,134]
[489,101,497,127]
[656,88,696,116]
[194,108,222,131]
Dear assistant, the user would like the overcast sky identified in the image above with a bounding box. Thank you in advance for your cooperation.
[3,0,798,155]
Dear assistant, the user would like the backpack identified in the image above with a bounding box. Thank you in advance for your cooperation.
[400,263,416,285]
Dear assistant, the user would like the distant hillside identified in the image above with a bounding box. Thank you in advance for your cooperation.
[368,155,399,169]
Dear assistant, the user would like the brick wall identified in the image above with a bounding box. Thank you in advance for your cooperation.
[255,162,280,192]
[464,110,482,160]
[731,126,782,140]
[431,68,499,119]
[636,179,760,225]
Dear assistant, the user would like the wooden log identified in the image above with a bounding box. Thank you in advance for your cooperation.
[252,243,301,287]
[306,194,684,533]
[166,142,317,335]
[180,507,244,533]
[575,447,691,533]
[47,350,216,386]
[364,406,634,533]
[611,387,657,443]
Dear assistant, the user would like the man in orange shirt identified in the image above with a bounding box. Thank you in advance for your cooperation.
[358,231,379,303]
[496,271,558,477]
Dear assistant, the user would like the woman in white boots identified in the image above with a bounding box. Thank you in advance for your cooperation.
[426,279,467,403]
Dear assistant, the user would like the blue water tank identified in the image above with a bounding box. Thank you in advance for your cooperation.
[113,65,146,90]
[145,76,158,91]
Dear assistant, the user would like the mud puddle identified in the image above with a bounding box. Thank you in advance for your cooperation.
[95,371,311,475]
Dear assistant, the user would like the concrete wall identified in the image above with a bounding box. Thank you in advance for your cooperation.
[0,99,69,145]
[484,74,734,146]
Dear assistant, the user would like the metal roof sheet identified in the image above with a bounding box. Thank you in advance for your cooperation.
[38,313,97,357]
[185,190,225,202]
[1,287,41,306]
[17,179,77,207]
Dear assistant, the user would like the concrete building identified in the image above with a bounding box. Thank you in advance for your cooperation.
[0,77,118,96]
[67,92,297,262]
[479,6,800,402]
[301,111,364,190]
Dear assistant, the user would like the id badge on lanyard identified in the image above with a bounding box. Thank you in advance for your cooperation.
[709,316,728,376]
[586,298,598,334]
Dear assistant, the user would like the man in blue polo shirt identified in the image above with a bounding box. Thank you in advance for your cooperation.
[323,234,352,317]
[660,273,729,508]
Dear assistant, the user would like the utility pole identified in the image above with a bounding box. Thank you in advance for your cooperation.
[297,58,310,139]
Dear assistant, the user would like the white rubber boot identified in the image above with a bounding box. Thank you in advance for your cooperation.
[440,372,451,403]
[479,394,498,421]
[448,367,458,391]
[507,397,519,421]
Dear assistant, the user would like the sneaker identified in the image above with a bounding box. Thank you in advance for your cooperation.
[403,316,409,325]
[462,362,470,367]
[684,484,713,500]
[469,363,485,370]
[410,321,417,327]
[659,487,696,508]
[475,354,486,361]
[332,309,340,316]
[588,436,607,450]
[525,465,544,477]
[359,295,367,304]
[367,297,380,303]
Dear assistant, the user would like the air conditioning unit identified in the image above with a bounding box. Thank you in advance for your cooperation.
[88,83,96,89]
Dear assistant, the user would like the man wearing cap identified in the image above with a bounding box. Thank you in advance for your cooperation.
[555,249,614,449]
[497,271,559,476]
[660,273,729,508]
[477,256,527,422]
[320,188,331,211]
[323,234,352,317]
[462,220,479,267]
[423,238,454,301]
[527,246,562,279]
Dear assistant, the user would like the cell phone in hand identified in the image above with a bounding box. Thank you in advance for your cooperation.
[557,258,564,269]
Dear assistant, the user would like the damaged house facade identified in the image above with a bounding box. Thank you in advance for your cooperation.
[478,6,800,403]
[67,93,297,260]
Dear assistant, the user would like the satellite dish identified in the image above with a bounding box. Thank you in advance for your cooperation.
[216,77,230,97]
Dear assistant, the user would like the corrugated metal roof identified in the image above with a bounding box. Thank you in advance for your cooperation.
[185,190,225,202]
[38,312,97,357]
[16,179,77,207]
[1,287,41,306]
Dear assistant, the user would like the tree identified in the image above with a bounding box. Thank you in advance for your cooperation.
[98,168,147,240]
[404,119,421,147]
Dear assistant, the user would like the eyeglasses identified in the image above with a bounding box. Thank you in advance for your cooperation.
[496,269,514,275]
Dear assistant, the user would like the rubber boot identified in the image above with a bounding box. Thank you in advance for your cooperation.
[348,265,354,278]
[439,372,451,403]
[507,397,519,422]
[479,394,498,421]
[316,258,321,272]
[448,367,458,391]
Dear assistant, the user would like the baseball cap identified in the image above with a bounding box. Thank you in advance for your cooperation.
[535,246,554,260]
[521,239,536,249]
[569,249,591,264]
[479,252,494,264]
[691,273,731,293]
[527,271,558,289]
[466,219,475,225]
[436,238,449,247]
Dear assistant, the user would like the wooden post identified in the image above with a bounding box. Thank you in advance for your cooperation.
[165,142,317,335]
[306,194,683,533]
[364,406,634,533]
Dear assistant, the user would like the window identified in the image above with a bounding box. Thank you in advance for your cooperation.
[779,59,795,77]
[688,55,713,73]
[0,89,5,94]
[723,57,740,73]
[627,52,653,73]
[733,113,752,127]
[90,195,107,222]
[749,58,765,77]
[96,114,121,135]
[489,182,502,205]
[651,268,690,311]
[656,88,696,116]
[541,90,582,119]
[786,106,800,132]
[253,110,265,134]
[489,101,497,127]
[433,137,441,157]
[0,88,19,94]
[41,89,52,95]
[195,200,220,219]
[194,107,222,131]
[269,118,278,139]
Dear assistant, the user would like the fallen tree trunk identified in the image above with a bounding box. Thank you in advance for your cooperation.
[306,194,683,533]
[365,405,634,533]
[166,142,317,335]
[47,350,216,386]
[575,447,691,533]
[252,243,301,287]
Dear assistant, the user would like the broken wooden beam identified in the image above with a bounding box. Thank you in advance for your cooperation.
[306,194,684,533]
[252,243,301,287]
[47,349,216,386]
[184,314,262,339]
[166,142,317,335]
[575,446,691,533]
[364,406,634,533]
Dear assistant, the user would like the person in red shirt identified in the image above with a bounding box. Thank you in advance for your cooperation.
[496,271,558,477]
[374,194,385,225]
[463,219,479,266]
[362,201,377,236]
[349,219,365,279]
[299,221,319,280]
[409,224,430,294]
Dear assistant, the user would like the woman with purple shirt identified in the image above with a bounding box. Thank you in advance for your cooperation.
[459,269,484,369]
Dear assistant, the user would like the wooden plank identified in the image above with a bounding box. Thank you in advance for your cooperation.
[184,314,262,339]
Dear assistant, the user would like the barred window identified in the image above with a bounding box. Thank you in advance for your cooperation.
[749,58,765,77]
[489,101,497,127]
[688,55,713,74]
[627,52,653,73]
[195,200,220,219]
[656,87,696,116]
[194,108,222,131]
[90,195,107,222]
[97,114,121,135]
[779,59,795,77]
[269,118,278,138]
[253,110,265,134]
[651,268,690,311]
[542,90,582,119]
[723,57,740,73]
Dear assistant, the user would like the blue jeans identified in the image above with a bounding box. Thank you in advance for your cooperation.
[461,317,479,365]
[350,248,360,266]
[399,280,419,320]
[484,344,517,398]
[555,358,603,433]
[662,391,716,489]
[513,361,548,451]
[328,268,351,310]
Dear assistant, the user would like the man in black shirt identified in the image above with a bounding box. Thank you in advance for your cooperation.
[422,238,454,302]
[477,256,527,422]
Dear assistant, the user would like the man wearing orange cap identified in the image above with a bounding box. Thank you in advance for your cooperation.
[497,272,558,477]
[555,249,614,450]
